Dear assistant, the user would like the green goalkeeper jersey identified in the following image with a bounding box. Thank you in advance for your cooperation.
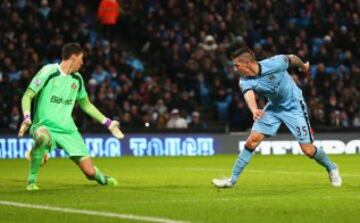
[28,64,88,133]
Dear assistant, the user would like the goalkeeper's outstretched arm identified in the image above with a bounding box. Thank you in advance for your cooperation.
[18,89,36,137]
[78,97,124,139]
[77,97,106,123]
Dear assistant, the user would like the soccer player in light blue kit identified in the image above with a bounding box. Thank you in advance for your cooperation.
[212,48,342,188]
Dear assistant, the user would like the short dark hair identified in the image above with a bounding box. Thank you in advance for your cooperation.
[61,42,84,60]
[231,47,256,61]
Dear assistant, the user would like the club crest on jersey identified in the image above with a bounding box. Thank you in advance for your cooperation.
[71,83,78,90]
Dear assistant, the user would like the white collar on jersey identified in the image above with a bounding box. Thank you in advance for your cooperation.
[57,64,68,76]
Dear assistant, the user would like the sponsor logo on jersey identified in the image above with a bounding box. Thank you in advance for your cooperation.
[50,95,73,105]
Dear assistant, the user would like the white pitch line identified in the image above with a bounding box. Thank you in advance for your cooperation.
[69,195,360,206]
[0,200,190,223]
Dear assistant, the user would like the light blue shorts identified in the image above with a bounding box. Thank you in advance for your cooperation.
[252,99,314,144]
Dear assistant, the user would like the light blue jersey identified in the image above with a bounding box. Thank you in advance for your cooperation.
[228,57,337,186]
[239,55,302,109]
[239,55,313,144]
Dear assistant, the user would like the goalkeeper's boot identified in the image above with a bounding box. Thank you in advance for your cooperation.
[105,176,119,187]
[212,177,234,188]
[328,164,342,187]
[26,182,39,191]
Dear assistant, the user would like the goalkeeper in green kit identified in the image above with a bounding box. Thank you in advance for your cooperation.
[18,43,124,191]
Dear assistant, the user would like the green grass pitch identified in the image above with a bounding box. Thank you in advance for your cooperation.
[0,154,359,223]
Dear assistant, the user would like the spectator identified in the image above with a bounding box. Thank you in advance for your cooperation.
[120,112,132,128]
[155,99,168,114]
[0,0,359,132]
[228,95,252,130]
[189,111,207,129]
[166,109,188,129]
[200,35,218,52]
[155,113,168,129]
[129,104,143,127]
[97,0,120,40]
[91,65,110,84]
[9,106,20,130]
[38,0,50,19]
[353,113,360,127]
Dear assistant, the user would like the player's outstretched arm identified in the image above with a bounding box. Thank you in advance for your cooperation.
[244,90,264,121]
[18,89,36,137]
[288,55,310,72]
[78,97,124,139]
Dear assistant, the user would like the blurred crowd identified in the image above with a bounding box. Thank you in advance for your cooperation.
[0,0,359,133]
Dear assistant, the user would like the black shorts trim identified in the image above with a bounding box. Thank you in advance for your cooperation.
[299,100,313,143]
[242,88,252,95]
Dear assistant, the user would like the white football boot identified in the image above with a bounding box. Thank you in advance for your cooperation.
[328,164,342,187]
[212,177,234,188]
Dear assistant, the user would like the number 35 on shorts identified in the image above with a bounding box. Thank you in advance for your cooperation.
[296,126,308,137]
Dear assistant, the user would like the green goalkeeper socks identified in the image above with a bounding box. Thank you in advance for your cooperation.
[27,133,50,184]
[93,166,107,185]
[27,150,42,184]
[72,157,108,185]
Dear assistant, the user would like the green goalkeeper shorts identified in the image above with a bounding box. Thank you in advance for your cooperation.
[30,125,89,157]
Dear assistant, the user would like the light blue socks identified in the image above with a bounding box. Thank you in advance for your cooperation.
[230,146,255,184]
[230,146,335,185]
[312,147,336,171]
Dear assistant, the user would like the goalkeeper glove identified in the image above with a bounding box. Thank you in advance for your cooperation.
[104,118,124,139]
[18,114,32,137]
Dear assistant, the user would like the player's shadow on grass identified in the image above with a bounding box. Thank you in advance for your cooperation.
[1,179,107,194]
[3,179,340,196]
[239,184,328,196]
